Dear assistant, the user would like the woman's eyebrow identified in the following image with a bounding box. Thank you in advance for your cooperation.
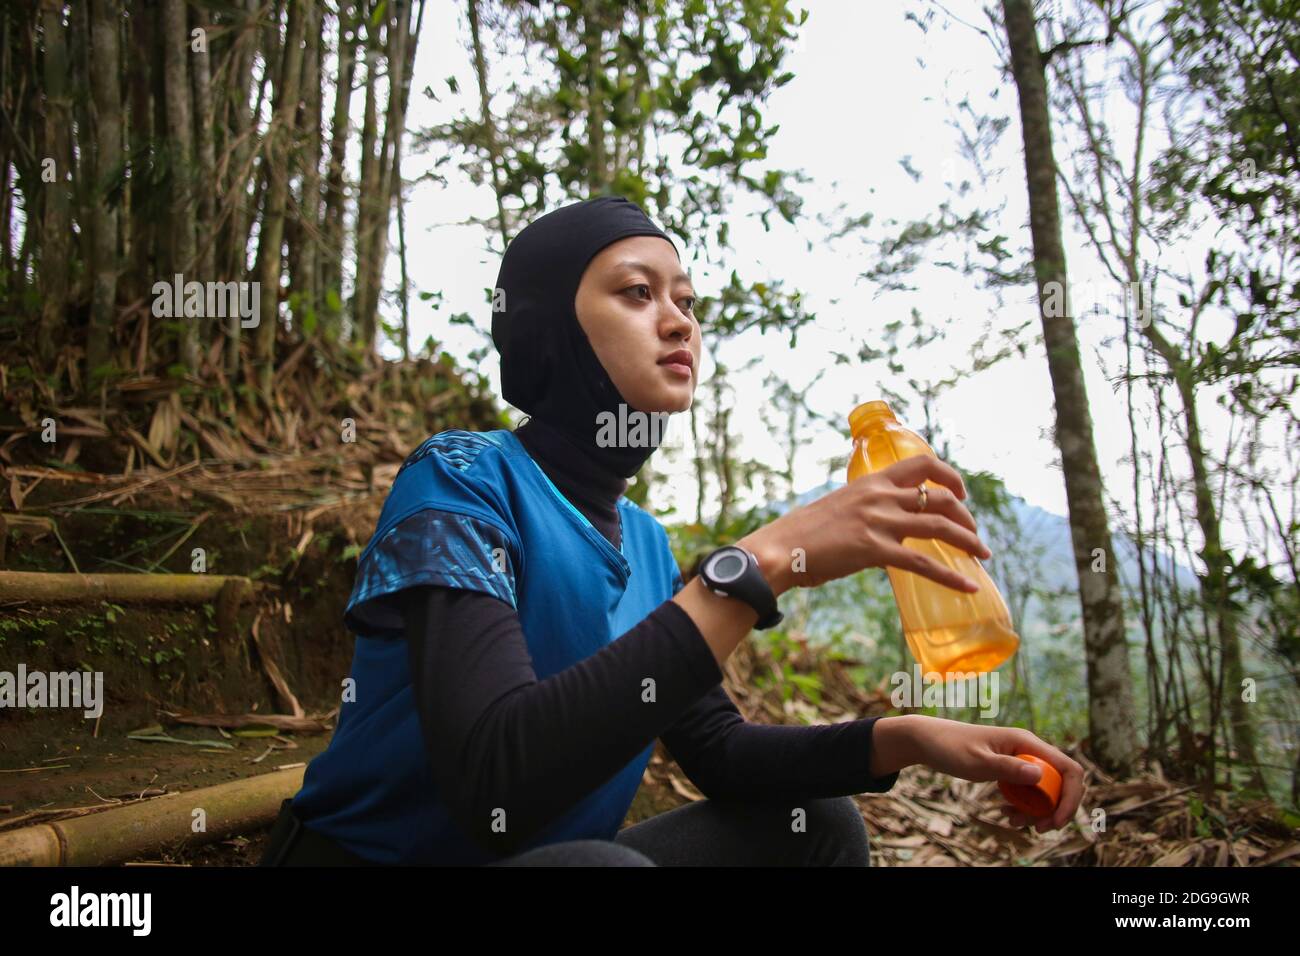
[613,259,694,288]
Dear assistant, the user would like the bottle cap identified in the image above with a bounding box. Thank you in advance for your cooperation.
[998,754,1062,818]
[848,400,897,438]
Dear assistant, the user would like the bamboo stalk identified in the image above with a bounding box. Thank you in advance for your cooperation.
[0,765,304,866]
[0,571,256,604]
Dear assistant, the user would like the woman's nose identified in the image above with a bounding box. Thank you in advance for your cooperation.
[659,298,694,335]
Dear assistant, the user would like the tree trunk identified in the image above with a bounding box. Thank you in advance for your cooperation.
[191,3,216,288]
[1060,25,1263,790]
[1152,324,1267,792]
[583,0,606,193]
[295,2,323,331]
[321,3,356,340]
[353,24,381,348]
[361,0,418,344]
[690,400,705,524]
[0,150,11,275]
[124,0,155,306]
[220,0,258,279]
[68,1,93,279]
[393,0,426,362]
[396,171,410,360]
[161,0,198,369]
[222,0,265,382]
[1000,0,1138,776]
[253,0,306,397]
[86,0,123,387]
[467,0,510,250]
[39,0,72,369]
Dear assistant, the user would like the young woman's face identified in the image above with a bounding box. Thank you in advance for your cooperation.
[574,235,701,415]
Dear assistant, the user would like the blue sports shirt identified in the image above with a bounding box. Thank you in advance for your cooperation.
[291,428,683,864]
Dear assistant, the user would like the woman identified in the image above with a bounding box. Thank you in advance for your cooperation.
[259,195,1083,866]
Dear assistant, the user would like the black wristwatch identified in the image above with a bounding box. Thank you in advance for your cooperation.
[698,545,784,630]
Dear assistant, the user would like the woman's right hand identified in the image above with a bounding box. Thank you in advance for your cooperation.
[738,454,993,596]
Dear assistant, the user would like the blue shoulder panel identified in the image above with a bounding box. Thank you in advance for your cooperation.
[344,430,521,637]
[345,509,519,637]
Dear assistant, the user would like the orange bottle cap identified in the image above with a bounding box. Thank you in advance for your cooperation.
[998,754,1062,818]
[848,400,897,438]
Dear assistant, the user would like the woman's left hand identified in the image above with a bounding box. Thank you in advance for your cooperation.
[902,715,1085,831]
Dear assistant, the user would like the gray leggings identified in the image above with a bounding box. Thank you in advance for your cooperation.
[486,796,872,866]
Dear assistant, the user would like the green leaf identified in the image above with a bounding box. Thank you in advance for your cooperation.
[232,726,280,738]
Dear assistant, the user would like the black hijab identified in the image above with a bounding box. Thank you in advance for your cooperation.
[491,195,681,480]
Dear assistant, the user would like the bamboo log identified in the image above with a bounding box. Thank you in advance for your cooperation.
[0,765,304,866]
[0,571,256,604]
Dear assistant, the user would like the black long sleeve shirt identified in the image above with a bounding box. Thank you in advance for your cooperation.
[400,418,900,856]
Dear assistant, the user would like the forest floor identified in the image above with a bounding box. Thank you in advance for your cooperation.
[7,717,1296,866]
[2,423,1297,867]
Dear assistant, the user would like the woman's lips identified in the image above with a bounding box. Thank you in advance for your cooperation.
[658,350,693,378]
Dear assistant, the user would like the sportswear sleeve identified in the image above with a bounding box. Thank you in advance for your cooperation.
[660,559,902,800]
[403,582,724,858]
[659,690,901,801]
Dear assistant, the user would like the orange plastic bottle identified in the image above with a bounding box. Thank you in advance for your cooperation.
[847,400,1019,676]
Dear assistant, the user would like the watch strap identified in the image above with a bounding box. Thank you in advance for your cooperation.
[702,546,783,630]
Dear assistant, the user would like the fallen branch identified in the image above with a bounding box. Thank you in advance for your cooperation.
[250,610,304,718]
[0,570,257,604]
[0,765,305,866]
[163,711,334,734]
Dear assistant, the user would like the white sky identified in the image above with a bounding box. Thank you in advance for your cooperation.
[359,0,1293,567]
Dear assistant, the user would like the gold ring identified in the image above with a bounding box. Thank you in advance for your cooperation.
[915,484,928,513]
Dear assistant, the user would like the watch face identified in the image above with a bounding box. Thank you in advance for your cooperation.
[709,549,747,583]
